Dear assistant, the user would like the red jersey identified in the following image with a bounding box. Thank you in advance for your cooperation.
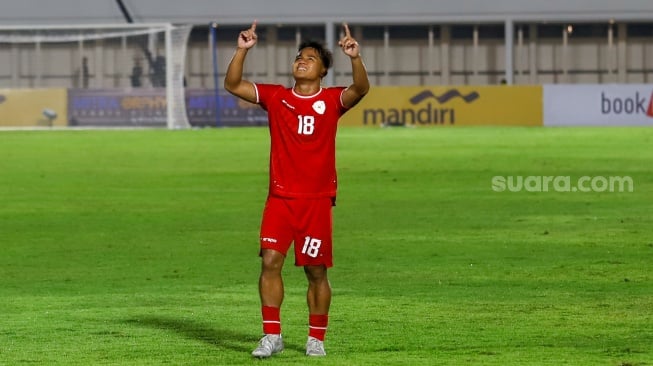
[254,84,349,198]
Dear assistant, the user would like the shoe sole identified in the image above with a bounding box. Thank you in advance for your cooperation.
[252,348,283,358]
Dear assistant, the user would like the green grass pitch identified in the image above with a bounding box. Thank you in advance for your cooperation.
[1,126,651,365]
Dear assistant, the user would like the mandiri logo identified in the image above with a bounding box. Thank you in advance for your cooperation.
[362,88,480,126]
[409,89,480,105]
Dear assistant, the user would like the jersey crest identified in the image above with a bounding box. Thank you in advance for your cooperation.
[312,100,326,115]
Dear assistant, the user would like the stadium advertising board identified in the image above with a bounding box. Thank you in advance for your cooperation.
[339,86,542,127]
[0,89,68,127]
[68,89,267,127]
[184,89,268,127]
[544,85,653,126]
[68,89,166,127]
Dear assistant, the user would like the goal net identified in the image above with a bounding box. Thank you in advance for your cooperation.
[0,23,192,129]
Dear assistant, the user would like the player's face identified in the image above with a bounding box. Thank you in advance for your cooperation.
[293,47,326,81]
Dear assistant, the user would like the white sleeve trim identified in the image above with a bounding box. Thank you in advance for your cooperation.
[253,82,261,104]
[339,87,348,109]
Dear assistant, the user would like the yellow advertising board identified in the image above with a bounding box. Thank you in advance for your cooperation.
[340,85,543,127]
[0,89,68,127]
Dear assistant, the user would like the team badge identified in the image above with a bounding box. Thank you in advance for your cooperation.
[312,100,326,115]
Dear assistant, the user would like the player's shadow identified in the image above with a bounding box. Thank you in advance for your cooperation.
[123,316,304,354]
[124,316,255,352]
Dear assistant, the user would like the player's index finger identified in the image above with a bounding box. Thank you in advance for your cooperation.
[251,20,257,32]
[342,23,351,37]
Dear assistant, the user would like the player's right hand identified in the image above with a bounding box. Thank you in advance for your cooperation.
[238,21,258,49]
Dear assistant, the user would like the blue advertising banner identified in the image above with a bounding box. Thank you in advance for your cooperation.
[68,88,268,127]
[185,89,268,127]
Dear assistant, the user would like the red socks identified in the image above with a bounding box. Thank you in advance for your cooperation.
[262,307,329,341]
[261,306,281,335]
[308,314,329,341]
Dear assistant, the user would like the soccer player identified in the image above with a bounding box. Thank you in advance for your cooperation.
[224,21,369,358]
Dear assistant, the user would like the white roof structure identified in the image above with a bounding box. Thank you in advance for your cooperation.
[1,0,652,25]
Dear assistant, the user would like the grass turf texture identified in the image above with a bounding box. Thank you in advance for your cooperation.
[1,126,651,365]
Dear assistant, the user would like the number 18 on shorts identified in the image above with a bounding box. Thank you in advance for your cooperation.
[259,196,333,267]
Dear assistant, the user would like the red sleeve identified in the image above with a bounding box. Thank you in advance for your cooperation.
[254,83,284,111]
[328,86,349,116]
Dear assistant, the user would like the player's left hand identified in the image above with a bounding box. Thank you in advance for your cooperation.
[339,23,360,58]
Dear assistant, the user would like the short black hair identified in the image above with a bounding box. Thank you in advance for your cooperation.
[298,40,333,76]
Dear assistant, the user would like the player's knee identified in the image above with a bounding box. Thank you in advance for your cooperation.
[261,249,284,272]
[304,265,328,282]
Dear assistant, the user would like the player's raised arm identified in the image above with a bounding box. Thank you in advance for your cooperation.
[339,23,370,109]
[224,21,258,103]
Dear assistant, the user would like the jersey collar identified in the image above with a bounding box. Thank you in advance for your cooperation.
[291,86,323,99]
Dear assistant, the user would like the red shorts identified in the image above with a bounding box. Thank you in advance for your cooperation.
[259,195,334,267]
